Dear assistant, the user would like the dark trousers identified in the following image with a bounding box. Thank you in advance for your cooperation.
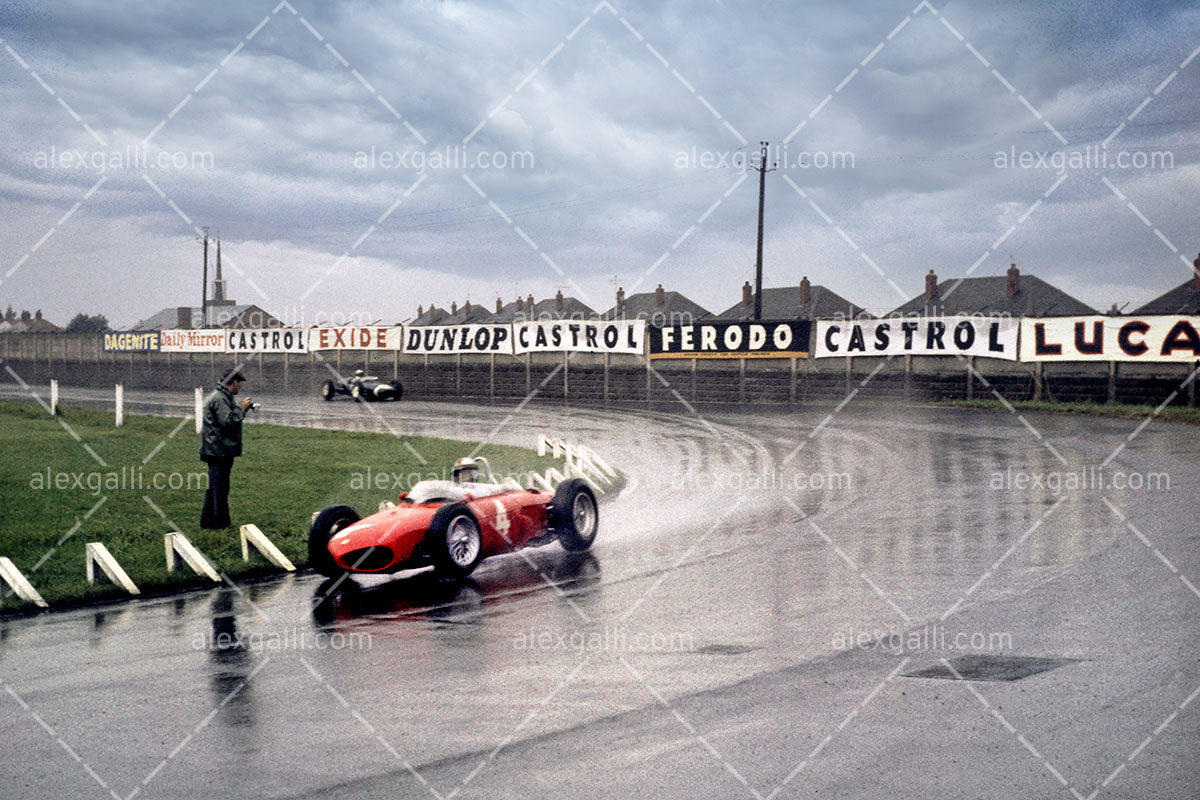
[200,456,235,529]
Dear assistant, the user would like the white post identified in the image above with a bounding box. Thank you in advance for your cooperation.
[0,557,48,608]
[114,383,124,427]
[239,524,296,571]
[194,387,203,434]
[85,542,140,594]
[50,379,58,415]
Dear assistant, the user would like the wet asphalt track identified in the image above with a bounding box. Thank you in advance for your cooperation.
[1,387,1198,799]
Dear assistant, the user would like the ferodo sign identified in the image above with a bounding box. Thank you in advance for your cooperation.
[815,317,1018,360]
[225,328,308,353]
[649,321,810,358]
[1021,316,1200,362]
[309,326,403,350]
[160,329,227,352]
[102,331,160,352]
[404,324,513,355]
[513,320,644,355]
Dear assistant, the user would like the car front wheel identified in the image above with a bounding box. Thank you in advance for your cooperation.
[426,503,483,578]
[309,505,361,577]
[551,479,598,552]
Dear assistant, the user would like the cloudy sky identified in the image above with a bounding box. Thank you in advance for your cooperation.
[0,0,1197,327]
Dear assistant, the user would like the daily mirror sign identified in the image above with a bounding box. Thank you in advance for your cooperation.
[404,324,514,355]
[512,320,644,355]
[309,326,403,351]
[160,329,227,352]
[815,317,1019,360]
[1021,316,1200,362]
[649,321,810,358]
[225,328,308,353]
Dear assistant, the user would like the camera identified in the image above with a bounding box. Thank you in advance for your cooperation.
[249,402,262,411]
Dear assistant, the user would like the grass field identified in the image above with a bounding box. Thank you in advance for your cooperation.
[0,400,559,611]
[933,397,1200,424]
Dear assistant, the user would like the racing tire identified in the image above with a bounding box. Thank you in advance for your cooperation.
[309,505,361,578]
[550,479,598,552]
[320,380,336,401]
[350,383,363,402]
[388,380,404,401]
[426,503,483,578]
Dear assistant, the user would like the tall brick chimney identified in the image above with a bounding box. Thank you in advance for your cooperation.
[616,286,625,309]
[742,281,753,306]
[1006,262,1020,297]
[925,269,938,301]
[555,289,564,311]
[1193,253,1200,290]
[655,284,665,307]
[176,306,192,329]
[800,276,811,305]
[496,297,503,313]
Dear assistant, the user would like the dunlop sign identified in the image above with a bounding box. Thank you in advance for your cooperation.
[649,321,810,358]
[225,328,308,353]
[1020,316,1200,362]
[404,324,514,355]
[815,317,1019,360]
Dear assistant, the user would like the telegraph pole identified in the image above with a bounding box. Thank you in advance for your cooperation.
[752,142,776,320]
[200,227,209,328]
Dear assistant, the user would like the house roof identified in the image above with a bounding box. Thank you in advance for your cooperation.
[440,303,495,325]
[602,290,711,323]
[715,284,868,320]
[887,274,1096,318]
[411,306,450,326]
[130,304,282,330]
[1132,280,1200,315]
[488,295,596,322]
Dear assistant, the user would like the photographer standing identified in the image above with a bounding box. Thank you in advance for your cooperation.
[200,370,253,529]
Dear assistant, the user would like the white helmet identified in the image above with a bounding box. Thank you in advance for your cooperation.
[451,457,479,485]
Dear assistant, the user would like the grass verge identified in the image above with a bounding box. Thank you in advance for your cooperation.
[933,398,1200,424]
[0,400,562,612]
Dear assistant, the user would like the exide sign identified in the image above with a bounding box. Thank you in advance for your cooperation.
[309,326,403,351]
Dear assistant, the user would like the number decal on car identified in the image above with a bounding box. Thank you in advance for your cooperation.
[492,499,511,541]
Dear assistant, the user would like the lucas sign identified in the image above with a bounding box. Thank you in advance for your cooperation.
[649,321,810,358]
[404,324,514,355]
[512,320,644,355]
[225,328,308,353]
[815,317,1018,360]
[1021,316,1200,362]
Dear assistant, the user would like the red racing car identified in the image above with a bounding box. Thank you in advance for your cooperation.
[308,458,599,579]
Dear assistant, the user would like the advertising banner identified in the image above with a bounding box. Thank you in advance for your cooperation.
[309,326,403,351]
[403,324,514,355]
[814,317,1019,360]
[102,331,160,352]
[512,320,645,355]
[648,320,810,358]
[159,329,227,353]
[1020,316,1200,362]
[224,328,308,354]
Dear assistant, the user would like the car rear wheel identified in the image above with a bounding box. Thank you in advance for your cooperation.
[551,479,598,552]
[426,503,483,578]
[320,380,336,401]
[350,383,363,402]
[309,505,361,577]
[388,380,404,401]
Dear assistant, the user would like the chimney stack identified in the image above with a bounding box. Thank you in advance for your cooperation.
[516,297,523,312]
[1193,253,1200,290]
[1006,262,1020,297]
[924,269,938,301]
[496,297,503,313]
[616,286,625,308]
[527,293,534,309]
[555,289,564,311]
[465,299,471,313]
[177,306,192,329]
[655,284,665,307]
[417,304,423,317]
[742,281,753,306]
[451,301,458,314]
[799,275,811,305]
